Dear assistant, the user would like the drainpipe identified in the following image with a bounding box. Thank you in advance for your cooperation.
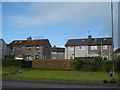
[67,46,68,59]
[74,46,75,60]
[101,42,102,57]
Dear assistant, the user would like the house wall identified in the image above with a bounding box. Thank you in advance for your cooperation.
[65,46,74,59]
[52,52,65,59]
[88,45,112,60]
[43,41,52,59]
[75,46,88,58]
[0,39,8,59]
[9,45,44,60]
[65,46,88,59]
[24,46,44,59]
[65,45,112,60]
[9,43,51,59]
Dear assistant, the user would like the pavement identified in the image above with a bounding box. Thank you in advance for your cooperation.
[2,79,120,89]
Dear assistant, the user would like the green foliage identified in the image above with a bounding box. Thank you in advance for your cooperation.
[73,60,83,70]
[101,60,112,72]
[2,59,32,67]
[117,59,120,72]
[73,57,113,72]
[2,59,22,67]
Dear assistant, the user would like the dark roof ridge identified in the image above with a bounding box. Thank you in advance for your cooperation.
[68,37,112,40]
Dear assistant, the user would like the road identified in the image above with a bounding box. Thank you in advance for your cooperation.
[2,79,119,90]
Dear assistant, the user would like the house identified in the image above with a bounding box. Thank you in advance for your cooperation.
[0,39,8,59]
[114,48,120,56]
[52,46,65,59]
[65,35,112,60]
[8,37,52,60]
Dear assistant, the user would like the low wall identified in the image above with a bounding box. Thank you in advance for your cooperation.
[32,59,74,70]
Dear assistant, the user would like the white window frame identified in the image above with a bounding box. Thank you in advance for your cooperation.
[69,47,74,51]
[91,46,97,50]
[52,52,57,54]
[58,52,64,54]
[17,46,21,50]
[14,55,23,60]
[26,46,31,50]
[36,46,40,49]
[35,55,39,59]
[103,45,108,50]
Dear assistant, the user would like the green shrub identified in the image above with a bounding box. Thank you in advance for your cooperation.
[117,59,120,72]
[2,59,22,67]
[2,59,32,68]
[73,60,83,70]
[73,57,113,72]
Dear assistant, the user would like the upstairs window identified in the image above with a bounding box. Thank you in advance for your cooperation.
[103,45,108,50]
[45,47,48,50]
[26,46,31,50]
[91,46,97,50]
[52,52,57,54]
[58,52,64,54]
[79,46,85,50]
[17,47,21,50]
[69,47,74,51]
[36,46,40,50]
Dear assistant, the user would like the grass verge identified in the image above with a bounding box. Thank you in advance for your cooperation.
[2,66,20,75]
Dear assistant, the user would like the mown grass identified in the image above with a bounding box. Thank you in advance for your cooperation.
[2,66,19,75]
[2,67,119,83]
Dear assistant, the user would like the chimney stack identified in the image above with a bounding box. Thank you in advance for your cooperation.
[27,37,32,40]
[88,35,92,40]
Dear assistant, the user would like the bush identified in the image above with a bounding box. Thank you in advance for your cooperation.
[73,60,84,70]
[73,57,113,72]
[2,59,22,67]
[117,59,120,72]
[2,59,32,68]
[101,60,112,72]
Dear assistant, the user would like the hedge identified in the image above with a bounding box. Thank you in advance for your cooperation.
[2,59,32,67]
[73,57,118,72]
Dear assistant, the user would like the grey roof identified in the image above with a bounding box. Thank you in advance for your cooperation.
[65,37,112,46]
[115,48,120,53]
[52,47,65,52]
[8,39,51,47]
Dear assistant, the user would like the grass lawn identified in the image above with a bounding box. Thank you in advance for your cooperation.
[2,67,119,83]
[2,66,20,75]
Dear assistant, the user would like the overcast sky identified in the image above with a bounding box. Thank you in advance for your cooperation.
[2,2,119,49]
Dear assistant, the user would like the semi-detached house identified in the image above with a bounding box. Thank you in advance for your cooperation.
[8,37,51,60]
[65,35,112,60]
[0,39,8,59]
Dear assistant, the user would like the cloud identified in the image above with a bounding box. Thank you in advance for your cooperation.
[10,3,112,27]
[7,2,118,48]
[9,2,118,34]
